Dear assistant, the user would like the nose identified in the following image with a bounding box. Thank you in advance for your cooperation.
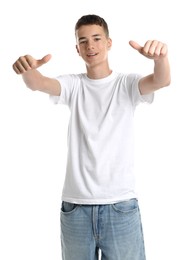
[86,39,94,50]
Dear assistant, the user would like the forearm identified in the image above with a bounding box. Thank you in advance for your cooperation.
[22,69,61,95]
[153,56,171,88]
[22,69,45,91]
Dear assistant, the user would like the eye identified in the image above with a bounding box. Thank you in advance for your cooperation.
[79,40,87,45]
[94,38,101,41]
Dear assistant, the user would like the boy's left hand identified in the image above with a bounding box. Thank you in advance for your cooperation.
[129,40,168,60]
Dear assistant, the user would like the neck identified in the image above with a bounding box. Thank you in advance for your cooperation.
[86,64,112,79]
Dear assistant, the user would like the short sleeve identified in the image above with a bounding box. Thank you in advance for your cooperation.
[127,74,154,107]
[49,74,80,106]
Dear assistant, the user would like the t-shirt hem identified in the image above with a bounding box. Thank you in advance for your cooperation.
[61,194,138,205]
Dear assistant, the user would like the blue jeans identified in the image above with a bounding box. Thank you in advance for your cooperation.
[60,199,146,260]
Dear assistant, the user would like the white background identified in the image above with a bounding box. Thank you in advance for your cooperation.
[0,0,189,259]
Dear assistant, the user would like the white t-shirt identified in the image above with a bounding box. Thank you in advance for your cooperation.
[50,72,154,204]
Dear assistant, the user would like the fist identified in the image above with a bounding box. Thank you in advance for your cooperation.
[12,54,51,74]
[129,40,168,60]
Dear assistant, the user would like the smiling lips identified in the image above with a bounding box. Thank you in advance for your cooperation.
[87,52,98,57]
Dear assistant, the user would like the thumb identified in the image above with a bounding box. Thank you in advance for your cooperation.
[129,40,142,52]
[37,54,52,67]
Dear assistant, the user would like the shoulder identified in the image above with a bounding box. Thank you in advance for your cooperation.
[56,73,84,83]
[114,72,141,81]
[54,74,87,91]
[113,72,142,89]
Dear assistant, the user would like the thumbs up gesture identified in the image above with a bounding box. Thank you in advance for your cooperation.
[13,54,52,74]
[129,40,168,60]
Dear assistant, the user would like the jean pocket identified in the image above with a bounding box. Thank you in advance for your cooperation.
[61,201,79,215]
[112,199,138,214]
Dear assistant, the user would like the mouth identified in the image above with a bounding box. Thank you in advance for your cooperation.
[87,52,98,57]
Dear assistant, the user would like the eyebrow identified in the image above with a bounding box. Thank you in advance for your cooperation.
[78,34,102,41]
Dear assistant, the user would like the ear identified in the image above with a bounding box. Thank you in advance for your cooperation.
[76,45,80,56]
[107,38,112,50]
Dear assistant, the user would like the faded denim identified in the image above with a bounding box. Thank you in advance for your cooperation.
[60,199,146,260]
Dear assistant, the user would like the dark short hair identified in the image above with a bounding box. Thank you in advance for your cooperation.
[75,14,109,37]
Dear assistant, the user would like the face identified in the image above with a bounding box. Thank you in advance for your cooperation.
[75,24,112,68]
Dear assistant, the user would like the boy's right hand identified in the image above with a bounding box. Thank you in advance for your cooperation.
[12,54,52,74]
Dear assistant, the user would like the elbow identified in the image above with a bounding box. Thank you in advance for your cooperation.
[166,73,171,86]
[164,77,171,88]
[156,76,171,90]
[26,84,39,92]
